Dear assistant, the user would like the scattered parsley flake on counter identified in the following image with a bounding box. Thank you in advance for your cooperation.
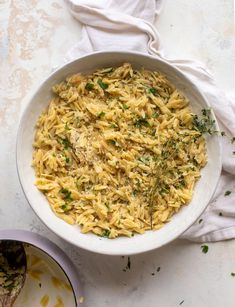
[39,283,42,288]
[198,219,203,224]
[231,272,235,277]
[221,131,226,136]
[179,300,184,305]
[231,137,235,144]
[85,82,94,91]
[97,79,108,90]
[219,212,223,216]
[157,266,161,272]
[224,191,231,196]
[201,245,209,254]
[233,151,235,155]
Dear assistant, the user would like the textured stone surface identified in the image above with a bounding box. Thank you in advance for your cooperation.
[0,1,235,306]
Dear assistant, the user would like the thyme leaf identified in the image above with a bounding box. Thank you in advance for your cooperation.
[192,109,216,135]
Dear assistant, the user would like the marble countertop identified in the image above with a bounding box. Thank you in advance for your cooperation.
[1,0,235,306]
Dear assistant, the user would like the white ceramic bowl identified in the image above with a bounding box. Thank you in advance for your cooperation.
[17,51,221,255]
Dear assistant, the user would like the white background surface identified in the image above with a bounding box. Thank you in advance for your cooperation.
[0,0,235,306]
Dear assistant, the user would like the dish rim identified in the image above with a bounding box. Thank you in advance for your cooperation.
[16,50,222,255]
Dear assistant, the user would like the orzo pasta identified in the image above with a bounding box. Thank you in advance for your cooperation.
[32,63,207,238]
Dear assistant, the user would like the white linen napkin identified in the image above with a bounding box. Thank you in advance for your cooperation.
[64,0,235,242]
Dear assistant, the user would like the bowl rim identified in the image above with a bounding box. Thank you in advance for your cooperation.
[16,50,222,255]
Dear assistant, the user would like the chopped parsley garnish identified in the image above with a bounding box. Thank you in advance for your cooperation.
[65,122,70,130]
[157,266,161,272]
[233,151,235,155]
[3,283,15,289]
[58,137,71,149]
[219,212,223,216]
[104,203,110,209]
[192,109,216,135]
[224,190,231,196]
[231,272,235,277]
[98,111,106,118]
[107,139,117,146]
[97,79,108,90]
[231,137,235,144]
[132,191,137,197]
[138,156,150,165]
[179,300,184,305]
[159,186,170,195]
[85,82,94,91]
[221,131,226,136]
[198,219,203,224]
[60,188,73,201]
[148,87,158,96]
[152,112,159,118]
[122,103,129,110]
[136,180,141,190]
[110,123,118,128]
[65,157,70,163]
[201,245,209,254]
[134,117,150,128]
[101,229,111,237]
[61,203,72,212]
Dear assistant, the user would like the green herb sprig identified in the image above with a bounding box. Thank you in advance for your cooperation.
[85,82,94,91]
[101,229,111,237]
[192,109,216,135]
[97,79,108,90]
[60,188,73,201]
[134,117,150,128]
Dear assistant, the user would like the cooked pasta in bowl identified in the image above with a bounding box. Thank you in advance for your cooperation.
[17,51,221,255]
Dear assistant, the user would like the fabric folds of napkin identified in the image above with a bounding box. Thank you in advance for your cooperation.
[64,0,235,242]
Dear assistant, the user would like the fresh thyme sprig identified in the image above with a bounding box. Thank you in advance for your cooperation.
[192,108,217,135]
[149,108,217,229]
